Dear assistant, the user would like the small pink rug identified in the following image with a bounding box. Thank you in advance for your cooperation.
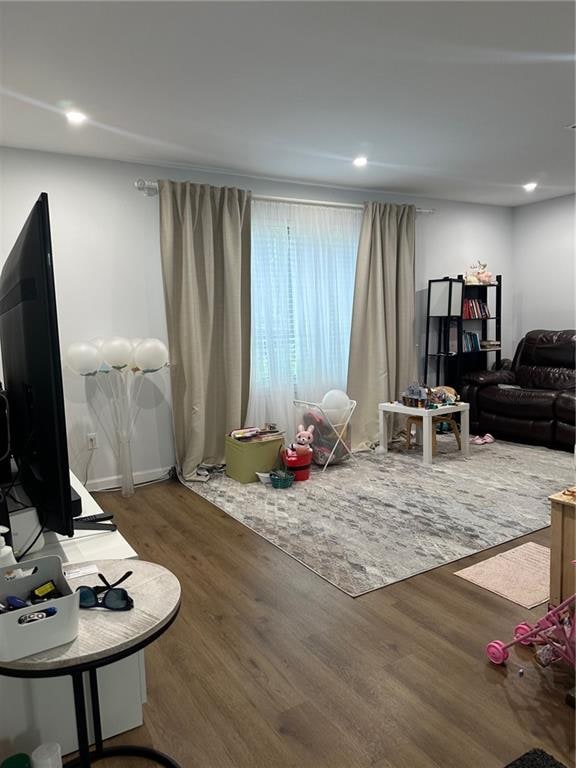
[455,542,550,608]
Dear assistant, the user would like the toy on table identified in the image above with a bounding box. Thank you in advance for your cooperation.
[429,386,459,406]
[401,383,429,408]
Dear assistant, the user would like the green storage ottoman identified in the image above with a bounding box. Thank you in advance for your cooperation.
[225,435,283,483]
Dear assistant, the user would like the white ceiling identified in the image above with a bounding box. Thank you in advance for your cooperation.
[0,1,574,206]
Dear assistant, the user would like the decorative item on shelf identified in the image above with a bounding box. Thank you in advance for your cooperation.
[401,383,429,408]
[464,261,493,285]
[66,336,169,497]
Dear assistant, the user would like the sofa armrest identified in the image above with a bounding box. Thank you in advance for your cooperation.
[460,370,517,387]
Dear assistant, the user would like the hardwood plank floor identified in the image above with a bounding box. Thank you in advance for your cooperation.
[93,480,575,768]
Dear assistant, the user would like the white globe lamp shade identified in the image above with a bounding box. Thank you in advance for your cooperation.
[101,337,133,369]
[66,342,102,376]
[321,389,351,423]
[90,337,106,349]
[133,338,169,372]
[129,338,143,367]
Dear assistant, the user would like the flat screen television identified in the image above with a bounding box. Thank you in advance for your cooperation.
[0,193,76,536]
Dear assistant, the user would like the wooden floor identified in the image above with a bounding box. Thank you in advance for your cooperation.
[94,480,575,768]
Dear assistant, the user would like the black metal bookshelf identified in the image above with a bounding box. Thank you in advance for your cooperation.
[424,275,502,388]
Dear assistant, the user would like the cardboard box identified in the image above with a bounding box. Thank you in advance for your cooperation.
[225,434,284,483]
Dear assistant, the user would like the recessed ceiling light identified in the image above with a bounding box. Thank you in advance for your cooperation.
[65,110,87,125]
[353,156,368,168]
[523,181,538,192]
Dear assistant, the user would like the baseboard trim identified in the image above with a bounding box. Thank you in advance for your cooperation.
[86,467,174,493]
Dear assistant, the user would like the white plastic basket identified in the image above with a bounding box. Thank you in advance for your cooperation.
[0,555,79,662]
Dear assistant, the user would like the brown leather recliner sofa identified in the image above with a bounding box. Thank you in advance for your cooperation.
[460,329,576,450]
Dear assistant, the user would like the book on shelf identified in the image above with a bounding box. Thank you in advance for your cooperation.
[462,331,481,352]
[480,339,501,350]
[462,298,491,320]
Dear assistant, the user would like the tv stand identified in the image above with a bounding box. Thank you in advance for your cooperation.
[1,477,116,555]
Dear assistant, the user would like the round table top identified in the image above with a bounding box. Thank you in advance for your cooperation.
[0,559,181,676]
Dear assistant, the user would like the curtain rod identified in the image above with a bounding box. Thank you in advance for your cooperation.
[134,179,435,214]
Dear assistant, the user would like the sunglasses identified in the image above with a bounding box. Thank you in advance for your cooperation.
[76,571,134,611]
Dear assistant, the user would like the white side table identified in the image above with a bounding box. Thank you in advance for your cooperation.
[1,473,143,759]
[0,559,181,767]
[378,401,470,465]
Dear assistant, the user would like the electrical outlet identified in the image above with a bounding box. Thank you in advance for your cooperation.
[87,432,98,451]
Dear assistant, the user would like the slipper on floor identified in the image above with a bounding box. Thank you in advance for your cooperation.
[483,433,495,443]
[470,435,486,445]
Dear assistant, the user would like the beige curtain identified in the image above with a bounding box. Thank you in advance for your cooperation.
[347,202,417,448]
[158,181,251,480]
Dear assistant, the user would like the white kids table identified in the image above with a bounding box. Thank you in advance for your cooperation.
[377,401,470,465]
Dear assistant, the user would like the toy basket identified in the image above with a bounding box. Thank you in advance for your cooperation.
[0,555,79,662]
[294,398,357,471]
[270,470,294,489]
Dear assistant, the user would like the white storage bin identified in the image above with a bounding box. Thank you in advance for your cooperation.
[0,555,79,662]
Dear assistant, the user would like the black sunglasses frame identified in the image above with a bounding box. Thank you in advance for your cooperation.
[76,570,134,611]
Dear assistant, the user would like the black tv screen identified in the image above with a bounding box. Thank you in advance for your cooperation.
[0,193,74,536]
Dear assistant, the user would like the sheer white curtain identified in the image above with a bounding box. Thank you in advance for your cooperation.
[246,200,362,437]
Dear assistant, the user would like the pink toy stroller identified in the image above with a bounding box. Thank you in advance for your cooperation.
[486,577,575,668]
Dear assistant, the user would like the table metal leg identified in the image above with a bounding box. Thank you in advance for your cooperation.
[88,746,182,766]
[422,415,433,465]
[461,408,470,457]
[66,745,181,767]
[88,669,103,755]
[70,672,91,768]
[66,666,183,767]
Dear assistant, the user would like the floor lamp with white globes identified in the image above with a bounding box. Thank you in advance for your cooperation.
[66,336,169,497]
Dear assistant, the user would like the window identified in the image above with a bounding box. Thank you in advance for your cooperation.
[246,199,362,434]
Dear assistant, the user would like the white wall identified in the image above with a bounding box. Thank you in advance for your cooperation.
[0,146,514,487]
[511,195,575,350]
[0,148,175,489]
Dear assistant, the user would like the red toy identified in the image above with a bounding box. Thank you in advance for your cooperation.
[282,424,315,480]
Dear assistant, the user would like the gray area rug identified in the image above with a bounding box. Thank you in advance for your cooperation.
[191,439,575,596]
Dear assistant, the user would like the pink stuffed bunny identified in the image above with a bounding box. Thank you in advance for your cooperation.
[291,424,315,456]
